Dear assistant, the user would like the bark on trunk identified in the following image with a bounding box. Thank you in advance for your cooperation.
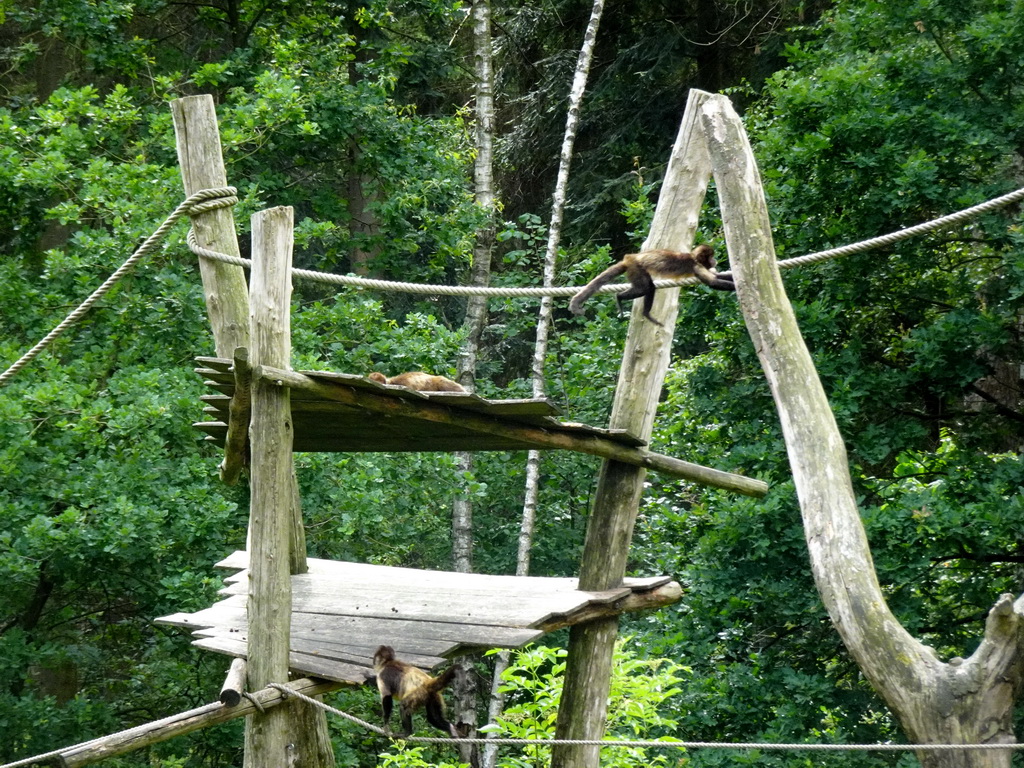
[452,4,498,764]
[552,84,711,768]
[700,91,1024,768]
[484,5,604,765]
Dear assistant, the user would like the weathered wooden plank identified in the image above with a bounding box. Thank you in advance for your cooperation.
[195,356,234,372]
[194,628,446,670]
[536,581,683,632]
[257,364,767,493]
[194,635,369,685]
[218,580,632,621]
[217,552,671,592]
[158,601,545,650]
[196,367,235,383]
[222,561,582,591]
[201,394,231,411]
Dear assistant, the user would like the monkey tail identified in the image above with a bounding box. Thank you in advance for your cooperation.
[428,666,458,694]
[569,263,628,316]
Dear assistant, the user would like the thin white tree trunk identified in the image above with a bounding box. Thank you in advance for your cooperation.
[483,3,605,767]
[453,3,497,765]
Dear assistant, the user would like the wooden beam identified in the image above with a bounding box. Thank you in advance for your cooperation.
[220,657,247,706]
[171,96,249,358]
[553,88,718,768]
[536,581,683,633]
[46,678,347,768]
[219,346,252,486]
[254,364,767,497]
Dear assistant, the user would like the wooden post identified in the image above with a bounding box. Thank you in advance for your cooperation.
[171,95,250,358]
[220,657,248,706]
[171,98,325,763]
[700,93,1024,768]
[244,206,299,767]
[551,89,716,768]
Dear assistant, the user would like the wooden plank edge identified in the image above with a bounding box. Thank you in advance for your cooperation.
[534,581,683,633]
[194,635,371,685]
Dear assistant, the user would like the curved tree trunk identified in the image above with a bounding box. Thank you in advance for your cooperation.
[700,91,1024,768]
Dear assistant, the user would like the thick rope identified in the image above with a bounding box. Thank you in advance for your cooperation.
[191,184,1024,295]
[269,684,1022,752]
[0,187,237,387]
[5,184,1022,388]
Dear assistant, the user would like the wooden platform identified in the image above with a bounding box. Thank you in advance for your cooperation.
[156,551,682,684]
[191,355,770,495]
[194,356,644,453]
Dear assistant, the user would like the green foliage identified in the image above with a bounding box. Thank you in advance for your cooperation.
[3,1,1024,767]
[489,641,686,768]
[373,642,686,768]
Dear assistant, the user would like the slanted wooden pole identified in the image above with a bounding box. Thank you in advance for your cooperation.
[551,89,717,768]
[171,95,249,358]
[51,677,346,767]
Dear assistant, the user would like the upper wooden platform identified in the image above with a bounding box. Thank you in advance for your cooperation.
[157,551,682,683]
[194,356,643,453]
[192,355,770,495]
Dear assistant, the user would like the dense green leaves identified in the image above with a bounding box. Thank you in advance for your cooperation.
[2,0,1024,766]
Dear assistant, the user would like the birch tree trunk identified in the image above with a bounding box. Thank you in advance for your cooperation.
[482,4,604,767]
[700,91,1024,768]
[452,3,497,764]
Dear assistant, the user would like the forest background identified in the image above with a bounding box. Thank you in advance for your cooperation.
[1,0,1023,766]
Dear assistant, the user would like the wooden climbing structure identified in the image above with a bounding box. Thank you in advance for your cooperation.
[159,92,768,768]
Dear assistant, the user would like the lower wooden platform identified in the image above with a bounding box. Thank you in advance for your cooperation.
[156,551,682,684]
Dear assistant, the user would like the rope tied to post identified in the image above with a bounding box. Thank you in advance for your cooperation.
[0,187,237,387]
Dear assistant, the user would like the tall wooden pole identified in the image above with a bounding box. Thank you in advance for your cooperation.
[551,89,716,768]
[244,206,298,767]
[170,101,311,555]
[171,99,327,765]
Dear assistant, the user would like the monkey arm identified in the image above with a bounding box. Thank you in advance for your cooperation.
[692,263,736,291]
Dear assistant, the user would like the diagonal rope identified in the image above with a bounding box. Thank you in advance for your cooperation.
[0,187,237,387]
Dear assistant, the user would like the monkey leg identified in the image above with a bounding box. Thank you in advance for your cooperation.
[399,704,415,737]
[424,696,457,736]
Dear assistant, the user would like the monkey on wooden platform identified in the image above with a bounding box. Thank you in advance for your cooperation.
[368,371,465,392]
[371,645,466,738]
[569,244,735,326]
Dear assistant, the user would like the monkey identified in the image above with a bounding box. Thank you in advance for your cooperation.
[368,371,466,392]
[371,645,466,738]
[568,244,735,326]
